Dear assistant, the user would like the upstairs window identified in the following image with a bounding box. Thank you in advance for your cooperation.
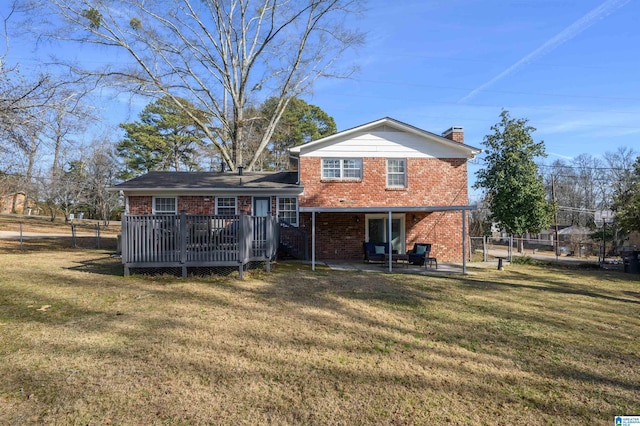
[216,197,237,215]
[387,159,407,188]
[322,158,362,180]
[153,197,177,214]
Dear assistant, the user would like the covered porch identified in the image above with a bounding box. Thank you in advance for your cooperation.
[299,205,476,274]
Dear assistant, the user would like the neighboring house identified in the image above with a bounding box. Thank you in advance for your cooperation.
[0,192,26,214]
[113,117,481,271]
[289,117,480,263]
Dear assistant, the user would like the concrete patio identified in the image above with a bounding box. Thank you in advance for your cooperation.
[317,260,496,275]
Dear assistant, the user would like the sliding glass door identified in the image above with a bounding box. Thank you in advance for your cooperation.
[366,214,405,253]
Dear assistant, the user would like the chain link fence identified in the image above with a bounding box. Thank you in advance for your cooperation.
[0,214,118,252]
[469,235,600,262]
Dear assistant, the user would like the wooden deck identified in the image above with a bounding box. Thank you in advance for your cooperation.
[121,212,279,277]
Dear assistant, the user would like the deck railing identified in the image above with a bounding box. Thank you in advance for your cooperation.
[121,211,278,277]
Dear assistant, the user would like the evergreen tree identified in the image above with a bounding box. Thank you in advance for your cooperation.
[474,110,553,249]
[117,96,208,178]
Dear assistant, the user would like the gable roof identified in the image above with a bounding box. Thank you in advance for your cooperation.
[289,117,481,158]
[111,171,302,194]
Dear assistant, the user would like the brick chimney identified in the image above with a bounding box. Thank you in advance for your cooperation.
[442,126,464,143]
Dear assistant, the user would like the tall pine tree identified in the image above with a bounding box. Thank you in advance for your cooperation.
[117,96,208,178]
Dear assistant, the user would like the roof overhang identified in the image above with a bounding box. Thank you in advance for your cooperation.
[109,187,304,196]
[299,205,477,213]
[289,117,482,159]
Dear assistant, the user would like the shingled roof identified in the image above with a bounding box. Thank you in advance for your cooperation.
[112,171,301,192]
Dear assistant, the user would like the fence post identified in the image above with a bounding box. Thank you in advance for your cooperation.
[71,224,77,248]
[19,222,24,251]
[95,224,101,249]
[508,235,513,261]
[482,235,487,262]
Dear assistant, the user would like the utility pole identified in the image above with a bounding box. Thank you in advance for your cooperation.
[552,175,559,264]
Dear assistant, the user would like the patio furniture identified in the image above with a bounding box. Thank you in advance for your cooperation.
[363,242,395,263]
[407,243,438,269]
[384,253,410,268]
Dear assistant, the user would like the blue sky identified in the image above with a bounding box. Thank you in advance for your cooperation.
[2,0,638,199]
[308,0,639,197]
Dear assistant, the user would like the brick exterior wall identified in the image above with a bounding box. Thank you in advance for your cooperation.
[128,196,153,214]
[128,195,269,215]
[298,157,469,262]
[299,158,468,208]
[125,155,470,262]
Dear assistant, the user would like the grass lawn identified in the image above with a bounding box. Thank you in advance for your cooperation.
[0,249,638,425]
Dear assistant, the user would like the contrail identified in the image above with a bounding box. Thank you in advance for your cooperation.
[459,0,630,103]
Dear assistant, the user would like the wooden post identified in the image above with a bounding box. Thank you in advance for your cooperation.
[180,211,187,277]
[121,215,128,265]
[19,222,23,251]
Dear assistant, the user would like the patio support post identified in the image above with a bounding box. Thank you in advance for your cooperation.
[462,210,467,274]
[312,211,316,271]
[388,211,393,272]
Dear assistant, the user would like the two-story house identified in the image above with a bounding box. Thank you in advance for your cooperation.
[114,117,480,273]
[289,117,481,263]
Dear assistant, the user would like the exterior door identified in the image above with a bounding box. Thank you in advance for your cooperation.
[253,197,271,246]
[366,214,405,253]
[253,197,270,217]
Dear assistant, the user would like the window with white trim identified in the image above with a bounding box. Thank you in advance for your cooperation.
[322,158,362,180]
[215,197,237,215]
[278,197,298,226]
[153,197,177,214]
[387,159,407,188]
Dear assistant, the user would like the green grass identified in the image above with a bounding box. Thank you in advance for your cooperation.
[1,250,638,425]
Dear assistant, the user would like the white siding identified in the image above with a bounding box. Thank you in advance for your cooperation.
[299,130,470,158]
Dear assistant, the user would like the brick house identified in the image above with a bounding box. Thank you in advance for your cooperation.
[289,117,481,264]
[114,117,480,269]
[0,192,27,214]
[119,171,302,220]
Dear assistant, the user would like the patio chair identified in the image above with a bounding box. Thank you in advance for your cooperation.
[407,243,438,269]
[363,241,390,263]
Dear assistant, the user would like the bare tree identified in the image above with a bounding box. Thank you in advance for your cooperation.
[32,0,364,171]
[604,146,637,198]
[83,143,121,225]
